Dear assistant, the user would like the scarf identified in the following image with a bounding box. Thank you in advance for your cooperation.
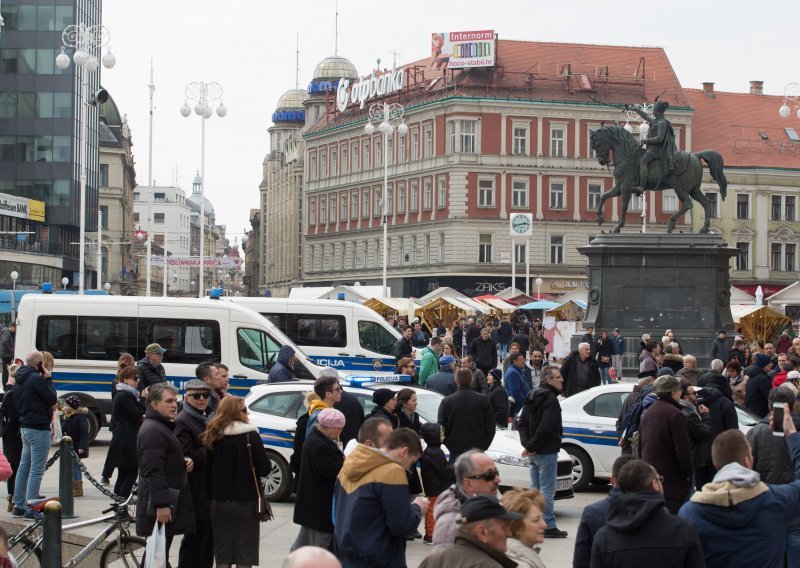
[181,401,210,424]
[116,382,140,399]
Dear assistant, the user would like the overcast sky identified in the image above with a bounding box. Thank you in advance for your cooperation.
[102,0,800,244]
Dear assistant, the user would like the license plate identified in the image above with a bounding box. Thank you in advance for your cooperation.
[556,478,572,491]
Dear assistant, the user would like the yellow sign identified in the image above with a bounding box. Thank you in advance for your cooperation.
[28,199,45,222]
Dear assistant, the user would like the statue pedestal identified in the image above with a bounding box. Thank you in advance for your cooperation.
[577,233,739,373]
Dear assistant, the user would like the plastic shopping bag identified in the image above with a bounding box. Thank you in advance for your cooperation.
[49,410,62,446]
[144,522,167,568]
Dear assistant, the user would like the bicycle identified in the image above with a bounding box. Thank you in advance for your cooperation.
[9,490,145,568]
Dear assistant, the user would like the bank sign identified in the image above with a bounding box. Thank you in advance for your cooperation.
[336,66,405,112]
[0,192,45,222]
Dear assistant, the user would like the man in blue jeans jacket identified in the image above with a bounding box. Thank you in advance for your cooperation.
[12,351,57,520]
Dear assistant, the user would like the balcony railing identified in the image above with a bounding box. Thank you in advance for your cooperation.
[0,236,78,259]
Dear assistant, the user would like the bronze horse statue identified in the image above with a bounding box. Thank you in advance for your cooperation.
[589,125,728,233]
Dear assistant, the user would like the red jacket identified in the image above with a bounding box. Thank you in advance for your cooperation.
[0,451,12,481]
[773,371,789,388]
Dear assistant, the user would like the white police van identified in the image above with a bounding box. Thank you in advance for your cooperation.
[229,298,402,375]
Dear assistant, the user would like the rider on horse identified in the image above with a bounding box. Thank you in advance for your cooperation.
[628,101,678,196]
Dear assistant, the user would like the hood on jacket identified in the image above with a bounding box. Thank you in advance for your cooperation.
[14,365,41,386]
[337,442,405,492]
[308,399,329,417]
[277,345,295,366]
[605,490,666,533]
[420,422,442,447]
[688,463,769,528]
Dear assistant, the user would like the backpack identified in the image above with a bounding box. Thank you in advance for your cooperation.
[619,390,656,450]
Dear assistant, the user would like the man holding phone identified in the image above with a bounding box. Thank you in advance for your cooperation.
[679,401,800,568]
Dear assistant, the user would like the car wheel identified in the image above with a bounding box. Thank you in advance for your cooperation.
[565,446,594,492]
[264,452,292,502]
[85,409,101,443]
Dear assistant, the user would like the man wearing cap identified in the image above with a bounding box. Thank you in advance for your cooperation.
[638,374,692,514]
[745,353,774,418]
[610,328,624,381]
[427,356,457,397]
[137,343,167,393]
[292,407,346,552]
[421,494,520,568]
[438,368,495,463]
[174,378,214,568]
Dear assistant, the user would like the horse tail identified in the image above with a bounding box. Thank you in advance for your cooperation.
[696,150,728,200]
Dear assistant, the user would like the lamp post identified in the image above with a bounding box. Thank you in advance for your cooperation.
[364,102,407,298]
[10,270,18,322]
[535,277,543,301]
[104,282,111,294]
[181,82,227,298]
[779,83,800,119]
[61,277,69,290]
[55,24,115,294]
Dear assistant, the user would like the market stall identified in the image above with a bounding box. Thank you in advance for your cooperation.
[416,296,491,332]
[362,297,422,322]
[545,299,587,322]
[731,304,791,346]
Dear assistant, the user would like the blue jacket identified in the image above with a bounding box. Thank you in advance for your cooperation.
[610,335,625,356]
[268,345,296,383]
[504,365,530,417]
[573,486,620,568]
[678,433,800,568]
[14,365,57,429]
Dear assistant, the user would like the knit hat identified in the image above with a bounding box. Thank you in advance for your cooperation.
[657,367,675,377]
[317,408,346,429]
[488,368,503,382]
[372,388,395,407]
[755,353,772,368]
[64,395,81,410]
[655,375,681,395]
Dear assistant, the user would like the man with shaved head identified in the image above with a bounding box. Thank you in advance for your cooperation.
[283,546,341,568]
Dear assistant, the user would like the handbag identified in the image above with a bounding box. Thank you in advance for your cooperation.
[50,410,62,446]
[600,355,610,363]
[246,432,273,523]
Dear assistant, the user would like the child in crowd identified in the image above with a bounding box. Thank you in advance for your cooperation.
[61,395,89,497]
[420,422,454,544]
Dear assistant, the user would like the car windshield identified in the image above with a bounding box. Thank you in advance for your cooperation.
[735,404,761,427]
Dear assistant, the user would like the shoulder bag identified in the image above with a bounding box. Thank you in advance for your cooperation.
[246,432,273,523]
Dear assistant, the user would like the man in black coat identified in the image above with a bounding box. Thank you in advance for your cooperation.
[519,367,567,538]
[560,342,601,397]
[437,369,495,462]
[334,388,365,447]
[698,359,733,401]
[426,357,457,397]
[174,379,214,568]
[468,327,498,378]
[137,343,167,392]
[395,326,414,364]
[745,354,774,418]
[291,408,346,551]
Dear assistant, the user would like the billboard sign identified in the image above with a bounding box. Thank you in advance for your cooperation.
[0,192,45,222]
[151,256,242,268]
[431,30,496,69]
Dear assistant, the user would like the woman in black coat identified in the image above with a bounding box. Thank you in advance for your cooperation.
[393,389,423,496]
[595,329,615,384]
[107,367,145,498]
[202,395,269,567]
[1,364,21,512]
[487,369,510,428]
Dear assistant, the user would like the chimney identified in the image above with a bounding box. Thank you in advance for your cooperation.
[750,80,764,95]
[702,82,715,98]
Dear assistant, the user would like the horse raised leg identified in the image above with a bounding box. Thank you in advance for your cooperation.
[595,184,621,226]
[611,177,638,233]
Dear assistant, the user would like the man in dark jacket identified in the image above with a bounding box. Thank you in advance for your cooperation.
[195,361,224,413]
[581,327,595,357]
[11,351,57,520]
[727,338,747,366]
[638,375,692,514]
[136,382,195,559]
[694,379,738,487]
[709,330,727,362]
[698,359,733,401]
[394,326,414,364]
[136,343,167,392]
[497,317,513,360]
[438,369,495,462]
[591,459,705,568]
[426,356,457,396]
[0,322,15,387]
[460,355,489,394]
[468,327,498,378]
[560,342,601,397]
[268,345,297,383]
[745,353,774,418]
[511,328,530,357]
[411,322,429,349]
[519,366,567,538]
[174,379,213,568]
[615,371,656,454]
[334,388,365,447]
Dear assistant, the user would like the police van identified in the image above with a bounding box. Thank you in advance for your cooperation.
[13,294,328,439]
[229,298,402,376]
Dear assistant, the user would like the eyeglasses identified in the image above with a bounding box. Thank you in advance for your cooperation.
[654,475,664,484]
[466,469,500,482]
[187,393,211,400]
[331,386,342,392]
[240,408,248,415]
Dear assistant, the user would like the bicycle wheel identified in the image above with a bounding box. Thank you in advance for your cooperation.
[9,536,42,567]
[99,535,147,568]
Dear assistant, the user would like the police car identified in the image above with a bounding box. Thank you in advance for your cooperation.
[245,377,574,501]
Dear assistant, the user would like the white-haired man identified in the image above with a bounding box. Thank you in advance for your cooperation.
[560,342,600,397]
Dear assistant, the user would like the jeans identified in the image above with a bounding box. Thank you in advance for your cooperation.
[14,428,51,512]
[599,367,612,385]
[529,452,558,529]
[498,344,509,360]
[72,458,81,482]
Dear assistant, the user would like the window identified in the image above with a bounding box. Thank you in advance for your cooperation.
[512,127,527,155]
[424,234,431,264]
[551,128,565,157]
[398,236,405,265]
[363,141,370,170]
[398,135,406,163]
[585,392,629,419]
[374,190,381,217]
[514,242,527,264]
[341,147,348,174]
[437,177,447,209]
[145,319,221,365]
[330,195,337,222]
[387,138,393,165]
[423,179,432,210]
[351,192,359,220]
[629,194,643,212]
[787,244,796,272]
[249,392,302,418]
[705,192,718,219]
[411,236,417,264]
[309,200,317,225]
[439,233,445,263]
[398,184,406,214]
[459,120,477,153]
[588,183,602,211]
[358,321,397,356]
[663,190,678,213]
[550,235,564,264]
[309,155,317,179]
[512,180,529,209]
[99,205,109,229]
[331,150,337,176]
[237,328,281,375]
[479,234,493,263]
[76,316,137,360]
[549,181,565,209]
[424,127,433,158]
[287,314,346,348]
[410,182,419,212]
[787,196,796,222]
[154,192,166,201]
[736,194,749,219]
[772,243,782,271]
[362,189,370,218]
[154,212,165,224]
[411,131,419,161]
[736,242,749,271]
[478,178,495,207]
[352,144,359,172]
[772,195,782,221]
[320,198,328,223]
[134,212,140,223]
[340,195,348,221]
[375,140,381,167]
[320,153,327,177]
[387,186,393,214]
[100,164,109,187]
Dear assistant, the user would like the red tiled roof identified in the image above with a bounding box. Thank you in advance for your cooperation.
[685,88,800,169]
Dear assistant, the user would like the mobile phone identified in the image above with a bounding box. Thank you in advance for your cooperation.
[37,362,45,374]
[772,403,785,437]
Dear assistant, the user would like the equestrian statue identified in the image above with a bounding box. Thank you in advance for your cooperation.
[589,101,727,234]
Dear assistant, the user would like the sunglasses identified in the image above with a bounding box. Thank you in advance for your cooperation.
[187,393,211,400]
[466,469,499,482]
[240,408,248,415]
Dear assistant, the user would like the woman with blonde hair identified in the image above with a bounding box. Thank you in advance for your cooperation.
[500,488,549,568]
[40,351,54,372]
[202,396,270,568]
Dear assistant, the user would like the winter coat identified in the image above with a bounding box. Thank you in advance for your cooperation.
[108,387,144,469]
[420,444,453,498]
[511,332,529,355]
[662,353,684,374]
[678,434,800,568]
[504,365,530,417]
[505,538,545,568]
[268,345,296,383]
[581,333,595,355]
[61,408,90,457]
[0,327,14,358]
[776,335,792,355]
[0,451,11,481]
[560,351,601,397]
[290,412,310,481]
[369,405,400,429]
[468,337,498,371]
[710,338,727,361]
[174,404,210,519]
[676,366,702,386]
[426,369,456,397]
[573,486,620,568]
[610,335,625,356]
[471,366,489,394]
[591,491,705,568]
[411,330,429,348]
[135,408,195,538]
[639,354,659,374]
[615,384,655,439]
[595,338,613,368]
[13,365,56,429]
[529,332,548,354]
[519,382,562,455]
[678,400,711,469]
[744,364,772,418]
[205,421,269,502]
[420,531,518,568]
[746,419,797,485]
[696,384,738,448]
[438,388,495,457]
[136,358,166,392]
[334,390,365,447]
[698,371,733,401]
[465,324,481,345]
[432,483,466,546]
[497,322,512,345]
[639,397,692,501]
[395,408,421,435]
[293,426,345,533]
[333,442,422,568]
[418,347,438,386]
[394,336,414,363]
[487,381,509,428]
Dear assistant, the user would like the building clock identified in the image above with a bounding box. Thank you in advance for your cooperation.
[509,213,533,237]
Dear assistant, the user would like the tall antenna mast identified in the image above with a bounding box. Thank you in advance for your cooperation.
[295,33,300,89]
[334,0,339,56]
[390,49,400,68]
[148,59,155,186]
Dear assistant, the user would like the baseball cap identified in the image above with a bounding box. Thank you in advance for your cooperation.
[787,370,800,382]
[439,355,456,366]
[145,343,166,354]
[457,495,523,525]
